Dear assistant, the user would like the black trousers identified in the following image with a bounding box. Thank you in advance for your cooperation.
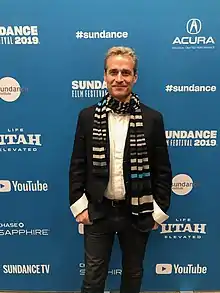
[82,198,151,293]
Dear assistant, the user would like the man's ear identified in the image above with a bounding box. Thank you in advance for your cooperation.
[104,70,107,82]
[133,72,138,84]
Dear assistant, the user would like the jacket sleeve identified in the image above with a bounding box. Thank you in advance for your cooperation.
[151,113,172,216]
[69,110,88,218]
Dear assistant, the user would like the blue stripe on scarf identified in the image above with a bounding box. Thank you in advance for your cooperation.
[131,172,150,179]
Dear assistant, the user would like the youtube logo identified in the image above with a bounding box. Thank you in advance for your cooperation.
[0,180,11,192]
[156,264,172,275]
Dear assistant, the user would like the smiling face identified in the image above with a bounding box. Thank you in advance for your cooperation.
[104,54,138,102]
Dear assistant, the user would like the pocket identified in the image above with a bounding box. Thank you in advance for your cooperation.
[84,220,93,226]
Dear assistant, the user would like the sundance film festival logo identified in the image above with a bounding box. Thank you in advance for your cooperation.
[0,128,42,152]
[0,26,40,45]
[0,222,50,236]
[160,218,207,240]
[0,77,28,102]
[166,130,218,147]
[72,80,107,98]
[172,18,215,50]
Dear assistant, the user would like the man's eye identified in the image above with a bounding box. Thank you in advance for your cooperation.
[122,71,131,76]
[109,70,118,75]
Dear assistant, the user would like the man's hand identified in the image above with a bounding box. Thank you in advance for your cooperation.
[76,209,92,225]
[152,222,159,230]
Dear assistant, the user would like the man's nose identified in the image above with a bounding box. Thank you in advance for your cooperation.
[115,72,123,82]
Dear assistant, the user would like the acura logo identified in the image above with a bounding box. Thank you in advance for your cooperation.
[186,19,202,35]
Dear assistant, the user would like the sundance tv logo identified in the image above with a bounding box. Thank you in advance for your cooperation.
[172,18,215,50]
[0,25,40,45]
[0,128,42,152]
[0,180,48,193]
[156,264,207,275]
[0,77,28,102]
[3,264,50,274]
[72,80,107,98]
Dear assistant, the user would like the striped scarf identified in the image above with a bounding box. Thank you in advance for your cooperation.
[92,93,154,216]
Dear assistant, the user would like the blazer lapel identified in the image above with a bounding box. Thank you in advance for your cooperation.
[123,127,130,162]
[106,115,110,173]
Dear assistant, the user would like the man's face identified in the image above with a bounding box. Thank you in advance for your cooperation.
[104,55,138,101]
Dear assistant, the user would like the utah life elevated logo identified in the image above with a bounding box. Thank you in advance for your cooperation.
[0,128,42,152]
[160,218,207,240]
[172,18,215,50]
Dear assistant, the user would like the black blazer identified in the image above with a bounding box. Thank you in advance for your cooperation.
[69,103,172,221]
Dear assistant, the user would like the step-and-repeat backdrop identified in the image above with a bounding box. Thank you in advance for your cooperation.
[0,0,219,291]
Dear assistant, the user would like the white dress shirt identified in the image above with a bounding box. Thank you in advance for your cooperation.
[104,111,130,200]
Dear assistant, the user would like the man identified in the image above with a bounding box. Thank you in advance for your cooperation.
[69,46,172,293]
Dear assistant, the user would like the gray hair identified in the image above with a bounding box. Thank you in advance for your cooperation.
[104,46,138,74]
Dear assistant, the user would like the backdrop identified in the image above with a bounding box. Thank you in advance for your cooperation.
[0,0,219,291]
